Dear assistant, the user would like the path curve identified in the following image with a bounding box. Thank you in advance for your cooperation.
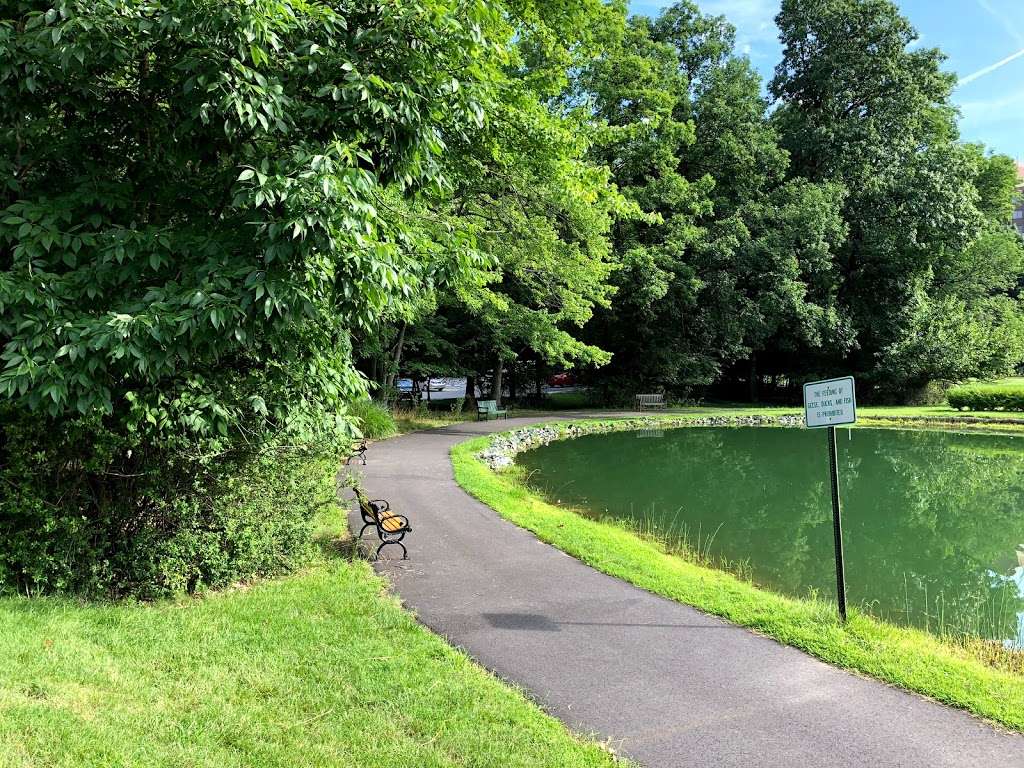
[348,414,1024,768]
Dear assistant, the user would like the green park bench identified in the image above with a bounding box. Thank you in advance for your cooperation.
[635,393,667,412]
[476,399,508,421]
[354,487,412,560]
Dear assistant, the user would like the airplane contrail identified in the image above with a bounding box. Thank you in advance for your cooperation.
[959,47,1024,86]
[975,0,1024,45]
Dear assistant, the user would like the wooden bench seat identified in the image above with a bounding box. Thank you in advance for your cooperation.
[355,488,412,560]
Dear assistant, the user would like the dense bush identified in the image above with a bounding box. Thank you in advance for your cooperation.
[0,1,500,595]
[0,409,338,598]
[947,383,1024,412]
[348,400,397,440]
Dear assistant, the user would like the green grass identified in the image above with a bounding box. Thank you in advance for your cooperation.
[393,409,472,435]
[348,399,399,439]
[600,402,1024,429]
[451,417,1024,732]
[533,391,600,410]
[971,377,1024,387]
[0,525,622,767]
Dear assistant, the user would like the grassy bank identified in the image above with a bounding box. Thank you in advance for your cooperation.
[451,418,1024,732]
[0,503,621,767]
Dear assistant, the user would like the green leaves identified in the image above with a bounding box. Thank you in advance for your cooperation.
[770,0,1023,389]
[0,0,506,445]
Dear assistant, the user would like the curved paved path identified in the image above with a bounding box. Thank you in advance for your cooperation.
[347,415,1024,767]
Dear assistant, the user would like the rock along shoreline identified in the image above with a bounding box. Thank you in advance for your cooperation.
[477,414,805,471]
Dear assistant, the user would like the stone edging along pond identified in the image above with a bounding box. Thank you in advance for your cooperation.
[475,410,1024,471]
[476,414,804,470]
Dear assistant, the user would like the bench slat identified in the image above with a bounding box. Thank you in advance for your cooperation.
[380,515,405,532]
[635,393,666,409]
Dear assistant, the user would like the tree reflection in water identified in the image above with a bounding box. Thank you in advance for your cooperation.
[517,427,1024,646]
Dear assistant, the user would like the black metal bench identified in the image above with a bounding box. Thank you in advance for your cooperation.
[344,440,368,466]
[354,488,412,560]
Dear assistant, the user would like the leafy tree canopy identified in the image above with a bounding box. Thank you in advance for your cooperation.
[0,0,501,440]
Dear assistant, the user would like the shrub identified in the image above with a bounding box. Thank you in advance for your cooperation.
[903,380,954,406]
[0,409,338,598]
[947,383,1024,411]
[348,400,396,440]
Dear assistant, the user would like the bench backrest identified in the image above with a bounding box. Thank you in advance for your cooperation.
[635,393,664,404]
[477,399,498,412]
[354,489,379,520]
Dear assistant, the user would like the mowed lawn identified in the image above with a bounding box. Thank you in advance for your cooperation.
[0,557,619,768]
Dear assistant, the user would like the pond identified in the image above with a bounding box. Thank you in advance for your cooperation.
[516,427,1024,647]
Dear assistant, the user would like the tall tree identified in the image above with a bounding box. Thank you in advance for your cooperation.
[0,0,508,593]
[0,0,501,440]
[577,2,848,399]
[771,0,1024,392]
[385,0,628,405]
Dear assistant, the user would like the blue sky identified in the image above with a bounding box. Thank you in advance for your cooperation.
[630,0,1024,160]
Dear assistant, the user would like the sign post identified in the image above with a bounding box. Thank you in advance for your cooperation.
[803,376,857,622]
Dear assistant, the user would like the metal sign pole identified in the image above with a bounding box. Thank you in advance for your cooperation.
[827,425,848,622]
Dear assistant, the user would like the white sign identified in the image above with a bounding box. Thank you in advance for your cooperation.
[803,376,857,429]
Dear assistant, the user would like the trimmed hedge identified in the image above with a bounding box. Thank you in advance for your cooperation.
[947,383,1024,411]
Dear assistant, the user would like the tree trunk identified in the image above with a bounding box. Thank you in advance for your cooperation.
[384,322,407,392]
[749,354,759,403]
[465,375,477,410]
[492,357,505,407]
[509,365,518,403]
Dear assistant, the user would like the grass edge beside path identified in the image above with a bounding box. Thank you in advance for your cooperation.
[0,508,625,767]
[450,425,1024,734]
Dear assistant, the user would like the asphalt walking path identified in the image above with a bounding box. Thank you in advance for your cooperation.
[346,414,1024,767]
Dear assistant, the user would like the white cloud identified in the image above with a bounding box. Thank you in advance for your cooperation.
[958,47,1024,86]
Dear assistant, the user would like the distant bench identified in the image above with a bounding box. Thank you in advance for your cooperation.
[635,393,667,412]
[344,439,367,466]
[355,488,412,560]
[477,399,508,421]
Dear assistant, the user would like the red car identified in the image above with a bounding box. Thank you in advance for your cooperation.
[546,372,575,387]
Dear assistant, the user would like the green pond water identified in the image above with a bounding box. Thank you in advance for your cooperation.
[516,427,1024,647]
